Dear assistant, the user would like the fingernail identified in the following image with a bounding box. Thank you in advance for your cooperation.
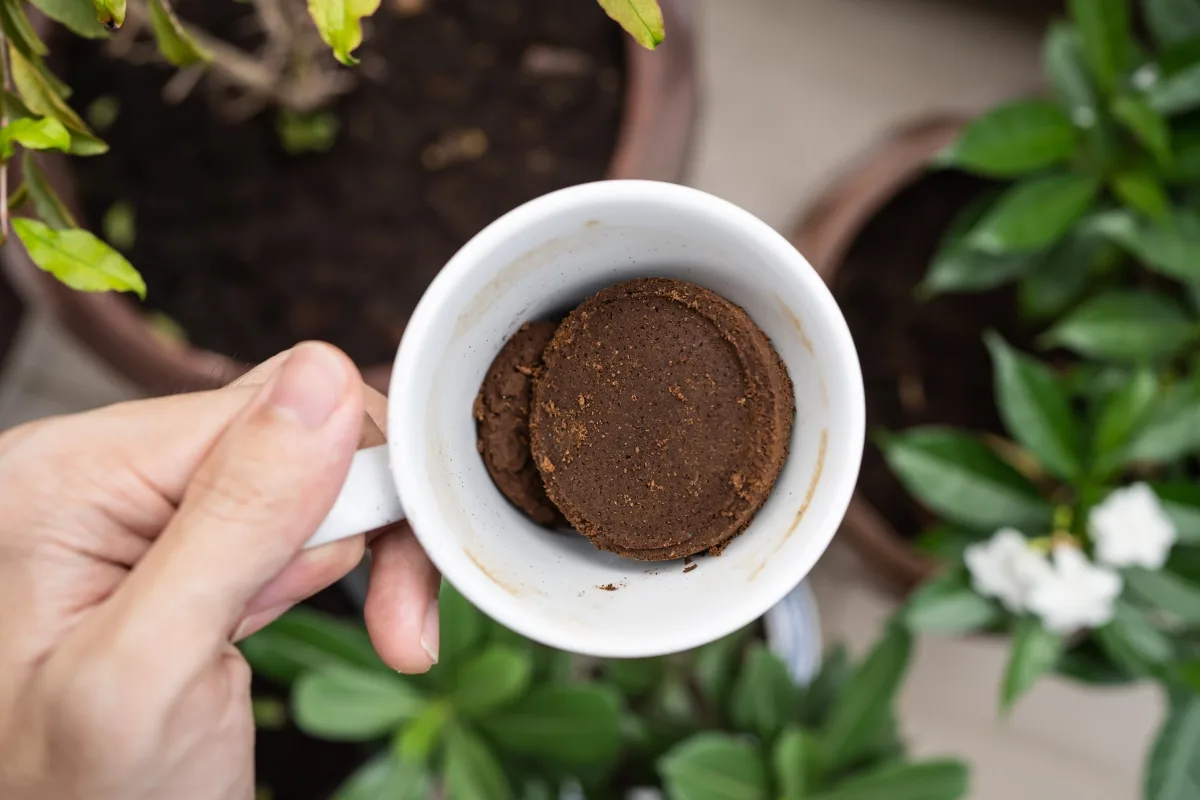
[233,602,291,641]
[268,343,348,428]
[419,601,440,665]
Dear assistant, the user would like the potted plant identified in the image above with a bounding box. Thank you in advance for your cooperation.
[792,0,1200,593]
[0,0,696,393]
[241,581,970,800]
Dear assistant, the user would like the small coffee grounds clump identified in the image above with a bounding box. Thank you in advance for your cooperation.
[529,278,794,561]
[474,321,564,526]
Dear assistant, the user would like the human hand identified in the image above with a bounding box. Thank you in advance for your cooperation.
[0,343,439,800]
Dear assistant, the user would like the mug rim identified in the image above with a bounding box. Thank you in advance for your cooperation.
[388,180,865,656]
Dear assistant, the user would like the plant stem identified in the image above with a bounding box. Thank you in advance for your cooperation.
[0,27,10,244]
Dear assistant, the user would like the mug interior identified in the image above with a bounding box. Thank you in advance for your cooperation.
[390,181,864,657]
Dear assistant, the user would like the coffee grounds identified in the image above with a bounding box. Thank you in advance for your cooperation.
[474,321,564,525]
[529,278,794,561]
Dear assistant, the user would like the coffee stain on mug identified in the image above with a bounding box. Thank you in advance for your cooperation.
[746,427,827,581]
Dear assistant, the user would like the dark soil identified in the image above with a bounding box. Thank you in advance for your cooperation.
[830,171,1031,541]
[63,0,625,366]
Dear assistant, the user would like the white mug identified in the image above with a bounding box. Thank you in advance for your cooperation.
[305,180,864,658]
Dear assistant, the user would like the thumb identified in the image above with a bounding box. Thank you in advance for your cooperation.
[106,342,365,660]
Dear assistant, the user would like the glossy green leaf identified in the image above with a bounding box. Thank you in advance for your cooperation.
[334,753,430,800]
[1113,94,1172,164]
[1123,378,1200,464]
[936,100,1076,177]
[12,217,144,298]
[450,645,533,718]
[5,91,104,157]
[1017,226,1113,320]
[880,428,1053,531]
[7,48,106,155]
[1153,484,1200,545]
[1000,617,1063,712]
[1146,0,1200,47]
[440,579,484,672]
[479,685,621,768]
[920,192,1036,296]
[772,727,820,799]
[658,733,769,800]
[28,0,108,37]
[729,643,798,743]
[809,759,969,800]
[307,0,381,66]
[1092,367,1156,473]
[913,523,980,561]
[1149,61,1200,116]
[1056,640,1134,685]
[1111,170,1169,220]
[1091,208,1200,281]
[1042,290,1197,363]
[986,333,1081,479]
[694,625,755,715]
[903,572,1003,635]
[20,153,74,231]
[597,0,664,50]
[1145,695,1200,800]
[1068,0,1132,92]
[1043,22,1099,126]
[1095,600,1174,677]
[394,702,447,766]
[0,0,47,59]
[823,623,912,771]
[1124,567,1200,624]
[444,722,512,800]
[968,173,1100,254]
[148,0,210,66]
[92,0,124,28]
[604,657,664,697]
[796,644,850,728]
[0,117,69,159]
[239,607,389,684]
[293,665,426,741]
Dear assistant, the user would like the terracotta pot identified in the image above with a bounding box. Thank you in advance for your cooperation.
[788,114,971,596]
[1,0,699,395]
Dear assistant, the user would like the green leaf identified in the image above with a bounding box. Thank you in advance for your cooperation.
[729,643,798,743]
[796,644,850,728]
[1091,208,1200,281]
[7,48,106,155]
[1173,122,1200,183]
[1124,567,1200,624]
[12,217,144,298]
[444,722,513,800]
[694,625,755,715]
[903,572,1004,635]
[913,523,979,561]
[1042,290,1197,363]
[658,733,769,800]
[1068,0,1132,92]
[92,0,124,27]
[440,579,484,673]
[148,0,210,66]
[28,0,108,37]
[394,702,447,766]
[450,644,533,718]
[21,152,74,231]
[880,428,1053,531]
[293,665,426,741]
[919,192,1037,296]
[1154,484,1200,545]
[1124,377,1200,464]
[1113,94,1172,165]
[604,657,664,697]
[596,0,665,50]
[238,607,389,684]
[306,0,381,66]
[1017,226,1112,320]
[1043,22,1099,126]
[772,727,821,800]
[968,173,1100,254]
[823,623,912,771]
[1146,0,1200,47]
[102,200,135,250]
[1150,60,1200,116]
[1111,170,1169,220]
[478,685,621,768]
[1000,617,1063,712]
[334,753,430,800]
[986,333,1081,480]
[0,0,47,59]
[1056,640,1135,685]
[251,697,287,730]
[1091,367,1156,473]
[1145,695,1200,800]
[936,100,1076,178]
[1094,600,1174,678]
[0,117,69,158]
[809,760,969,800]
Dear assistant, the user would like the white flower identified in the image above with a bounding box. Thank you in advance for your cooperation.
[964,528,1052,613]
[1089,483,1177,570]
[1026,545,1122,634]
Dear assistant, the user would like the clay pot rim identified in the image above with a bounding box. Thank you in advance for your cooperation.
[2,1,699,394]
[787,114,970,596]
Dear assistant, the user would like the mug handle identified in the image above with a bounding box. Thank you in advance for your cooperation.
[303,444,406,549]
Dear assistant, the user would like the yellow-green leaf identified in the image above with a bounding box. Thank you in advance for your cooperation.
[5,91,105,156]
[306,0,381,66]
[8,46,107,156]
[28,0,109,39]
[13,217,144,297]
[597,0,664,50]
[92,0,124,28]
[22,152,76,229]
[147,0,209,67]
[0,117,70,158]
[0,0,48,58]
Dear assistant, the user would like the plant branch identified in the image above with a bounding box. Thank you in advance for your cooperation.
[0,27,10,243]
